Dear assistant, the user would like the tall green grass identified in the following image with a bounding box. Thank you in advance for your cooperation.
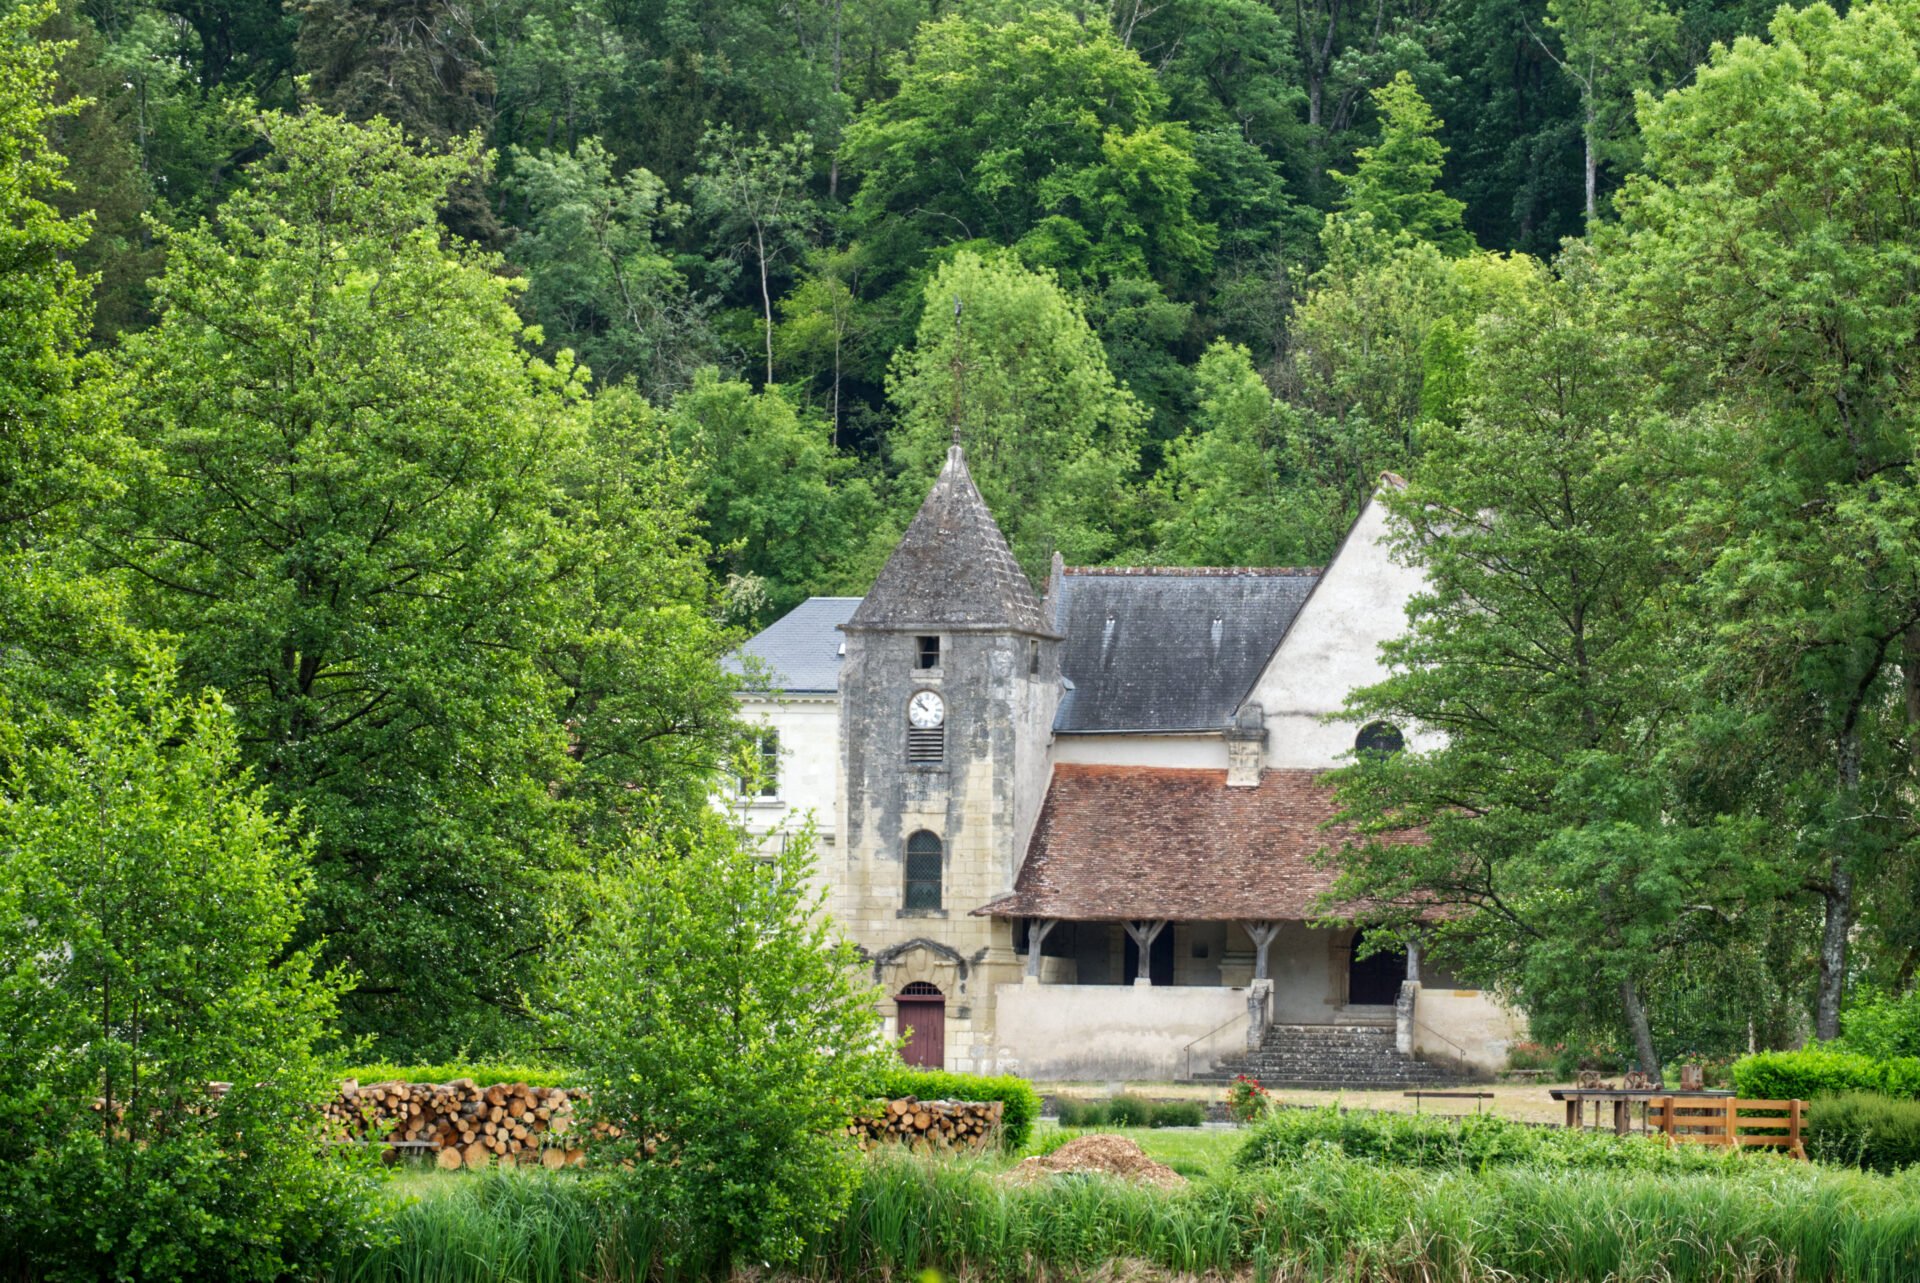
[330,1152,1920,1282]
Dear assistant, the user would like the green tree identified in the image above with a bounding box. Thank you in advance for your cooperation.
[546,384,749,846]
[1328,72,1473,255]
[1283,225,1538,553]
[507,136,720,397]
[293,0,498,240]
[839,6,1212,297]
[0,661,372,1280]
[1614,0,1920,1040]
[689,125,818,385]
[885,250,1147,572]
[1537,0,1679,223]
[1153,341,1316,565]
[666,369,879,620]
[0,0,135,736]
[542,813,890,1271]
[105,109,733,1055]
[1328,256,1742,1073]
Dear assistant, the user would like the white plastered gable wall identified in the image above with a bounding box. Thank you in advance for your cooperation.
[1236,482,1525,1070]
[1239,486,1433,769]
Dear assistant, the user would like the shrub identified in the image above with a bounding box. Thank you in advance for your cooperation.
[1149,1100,1206,1127]
[1506,1041,1559,1072]
[335,1062,576,1089]
[1105,1094,1156,1127]
[1733,1047,1920,1100]
[542,816,893,1271]
[875,1069,1042,1152]
[1234,1105,1740,1172]
[1808,1092,1920,1172]
[1052,1096,1105,1128]
[1838,988,1920,1061]
[1226,1074,1270,1122]
[0,670,376,1280]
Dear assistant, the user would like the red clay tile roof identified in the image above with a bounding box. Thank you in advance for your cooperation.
[975,765,1367,921]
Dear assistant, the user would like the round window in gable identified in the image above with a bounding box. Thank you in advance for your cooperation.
[1356,721,1405,758]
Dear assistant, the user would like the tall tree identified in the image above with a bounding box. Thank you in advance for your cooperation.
[1537,0,1678,223]
[0,0,132,734]
[1328,71,1474,256]
[1329,255,1728,1073]
[507,137,720,398]
[838,6,1213,305]
[689,125,817,385]
[105,109,734,1055]
[1613,0,1920,1040]
[885,250,1146,572]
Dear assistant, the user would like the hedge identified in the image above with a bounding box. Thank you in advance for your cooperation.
[1732,1048,1920,1101]
[1234,1105,1742,1172]
[1808,1092,1920,1172]
[873,1069,1039,1151]
[1054,1095,1206,1129]
[335,1062,577,1089]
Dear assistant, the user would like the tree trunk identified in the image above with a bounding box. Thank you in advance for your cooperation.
[1583,97,1598,224]
[1816,729,1862,1042]
[1620,978,1659,1075]
[757,225,774,385]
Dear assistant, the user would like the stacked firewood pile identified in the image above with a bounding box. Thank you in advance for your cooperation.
[848,1096,1004,1151]
[328,1079,589,1170]
[329,1080,1002,1165]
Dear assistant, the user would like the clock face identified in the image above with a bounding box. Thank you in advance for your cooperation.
[907,691,946,729]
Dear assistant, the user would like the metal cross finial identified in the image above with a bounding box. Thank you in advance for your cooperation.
[950,295,965,448]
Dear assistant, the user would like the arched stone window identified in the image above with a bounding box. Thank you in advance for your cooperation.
[904,831,943,910]
[1356,720,1405,758]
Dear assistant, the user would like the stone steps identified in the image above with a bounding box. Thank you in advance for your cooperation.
[1195,1022,1468,1089]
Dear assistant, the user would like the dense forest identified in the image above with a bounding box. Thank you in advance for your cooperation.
[6,0,1920,1074]
[34,0,1790,609]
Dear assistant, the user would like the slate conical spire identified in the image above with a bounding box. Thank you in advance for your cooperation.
[846,444,1057,635]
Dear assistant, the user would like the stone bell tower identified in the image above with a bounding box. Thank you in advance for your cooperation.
[836,444,1063,1071]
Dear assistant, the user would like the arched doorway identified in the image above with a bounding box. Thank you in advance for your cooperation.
[896,981,945,1067]
[1346,929,1408,1006]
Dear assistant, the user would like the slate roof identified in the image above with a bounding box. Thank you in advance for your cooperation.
[844,445,1056,636]
[975,765,1360,921]
[730,596,861,693]
[1051,568,1320,734]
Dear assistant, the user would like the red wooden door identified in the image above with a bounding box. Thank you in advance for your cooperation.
[896,983,945,1068]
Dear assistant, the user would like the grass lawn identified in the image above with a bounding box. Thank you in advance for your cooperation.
[1030,1119,1243,1177]
[1040,1078,1575,1125]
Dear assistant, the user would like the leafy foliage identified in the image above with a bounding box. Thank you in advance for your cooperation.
[1235,1105,1741,1172]
[886,250,1146,572]
[1808,1092,1920,1172]
[541,815,892,1269]
[1733,1049,1920,1102]
[104,109,739,1057]
[0,663,373,1281]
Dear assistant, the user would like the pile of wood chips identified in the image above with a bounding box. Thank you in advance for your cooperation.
[848,1096,1005,1151]
[328,1079,589,1170]
[1007,1135,1185,1188]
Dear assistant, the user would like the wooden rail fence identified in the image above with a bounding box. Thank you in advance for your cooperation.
[1646,1096,1806,1161]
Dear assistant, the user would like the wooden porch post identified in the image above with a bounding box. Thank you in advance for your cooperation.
[1024,918,1058,980]
[1243,921,1281,981]
[1123,919,1168,985]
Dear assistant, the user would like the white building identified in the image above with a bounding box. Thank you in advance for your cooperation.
[733,446,1519,1083]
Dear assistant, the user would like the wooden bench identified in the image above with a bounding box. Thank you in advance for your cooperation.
[1647,1096,1806,1161]
[1404,1090,1496,1114]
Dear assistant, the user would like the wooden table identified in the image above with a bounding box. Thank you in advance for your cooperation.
[1549,1088,1733,1136]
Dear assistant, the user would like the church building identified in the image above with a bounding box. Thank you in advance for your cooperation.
[732,443,1518,1084]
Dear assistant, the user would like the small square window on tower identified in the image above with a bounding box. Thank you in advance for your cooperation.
[915,635,941,669]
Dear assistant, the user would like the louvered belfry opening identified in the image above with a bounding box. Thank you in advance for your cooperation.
[907,723,944,762]
[904,830,943,909]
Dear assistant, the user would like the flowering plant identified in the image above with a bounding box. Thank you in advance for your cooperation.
[1226,1074,1269,1123]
